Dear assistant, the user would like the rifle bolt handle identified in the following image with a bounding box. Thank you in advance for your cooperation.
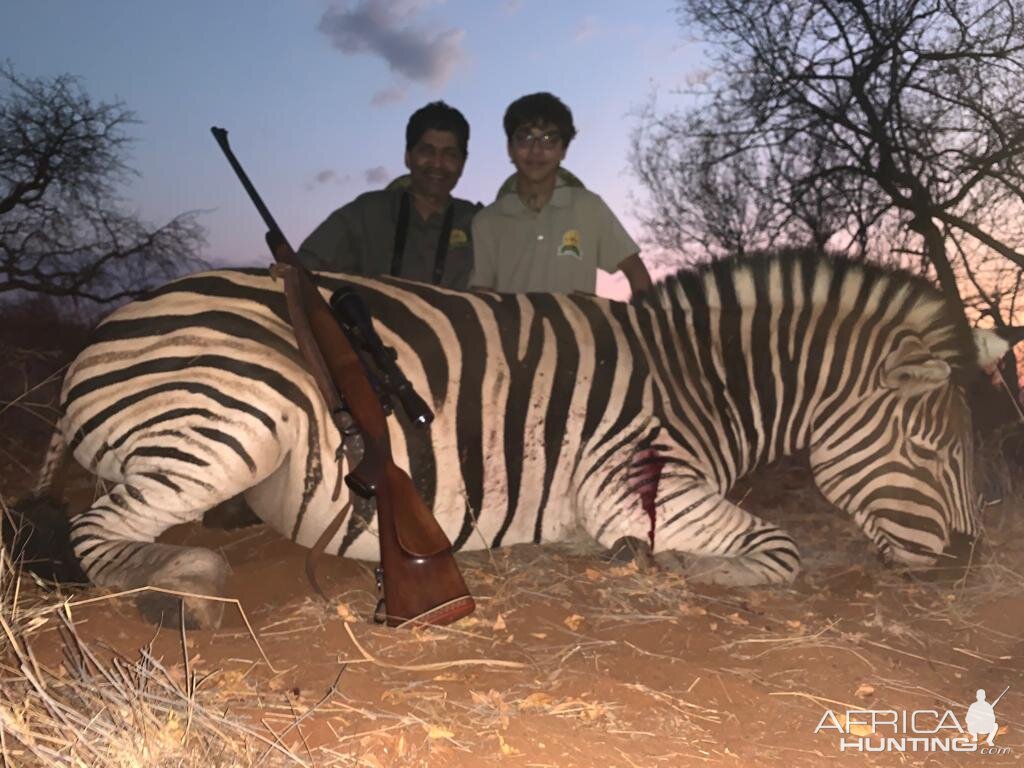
[345,472,376,499]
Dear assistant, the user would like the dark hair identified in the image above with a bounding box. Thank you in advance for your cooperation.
[406,101,470,156]
[503,92,577,147]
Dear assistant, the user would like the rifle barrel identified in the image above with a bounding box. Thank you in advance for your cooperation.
[210,127,290,249]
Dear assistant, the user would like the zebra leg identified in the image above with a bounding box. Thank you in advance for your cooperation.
[607,535,656,569]
[71,478,234,629]
[590,473,801,586]
[654,479,801,585]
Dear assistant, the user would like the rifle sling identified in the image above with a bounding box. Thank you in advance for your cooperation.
[305,501,352,601]
[277,263,357,506]
[278,264,365,598]
[275,264,343,415]
[391,191,455,285]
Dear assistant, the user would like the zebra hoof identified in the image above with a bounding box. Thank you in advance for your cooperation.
[608,536,655,570]
[135,549,231,630]
[136,585,226,630]
[653,550,687,572]
[682,555,776,587]
[684,557,794,585]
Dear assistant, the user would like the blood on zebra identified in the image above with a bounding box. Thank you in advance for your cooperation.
[631,448,665,549]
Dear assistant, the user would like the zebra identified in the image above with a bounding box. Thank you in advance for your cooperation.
[20,249,1012,628]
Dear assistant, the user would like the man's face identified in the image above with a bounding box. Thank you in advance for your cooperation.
[508,122,566,185]
[404,129,465,200]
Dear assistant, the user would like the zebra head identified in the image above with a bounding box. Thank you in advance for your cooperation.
[808,324,1005,575]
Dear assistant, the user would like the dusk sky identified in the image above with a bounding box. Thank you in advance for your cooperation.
[3,1,703,298]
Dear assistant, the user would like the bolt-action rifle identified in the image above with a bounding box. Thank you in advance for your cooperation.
[211,127,474,627]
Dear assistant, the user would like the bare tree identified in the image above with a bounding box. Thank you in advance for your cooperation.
[635,0,1024,313]
[633,101,782,259]
[0,63,206,303]
[633,97,892,260]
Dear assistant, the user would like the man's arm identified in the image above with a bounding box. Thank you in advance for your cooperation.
[589,193,650,297]
[469,212,497,289]
[617,253,653,296]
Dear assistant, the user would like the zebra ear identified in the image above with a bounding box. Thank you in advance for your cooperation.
[973,328,1011,370]
[881,341,951,393]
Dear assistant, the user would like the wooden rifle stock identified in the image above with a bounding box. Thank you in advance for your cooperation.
[211,127,474,627]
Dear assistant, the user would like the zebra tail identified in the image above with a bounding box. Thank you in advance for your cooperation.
[33,427,68,498]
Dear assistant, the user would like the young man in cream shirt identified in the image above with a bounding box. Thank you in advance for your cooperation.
[471,92,651,297]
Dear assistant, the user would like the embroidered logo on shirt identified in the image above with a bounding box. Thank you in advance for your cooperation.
[558,229,582,260]
[449,228,469,248]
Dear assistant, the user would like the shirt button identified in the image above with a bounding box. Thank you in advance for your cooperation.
[537,234,544,241]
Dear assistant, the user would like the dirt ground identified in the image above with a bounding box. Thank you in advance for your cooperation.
[3,456,1022,768]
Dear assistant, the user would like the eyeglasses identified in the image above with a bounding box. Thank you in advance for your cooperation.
[512,130,562,151]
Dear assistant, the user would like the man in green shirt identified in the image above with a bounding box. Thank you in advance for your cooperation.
[471,92,652,296]
[298,102,480,289]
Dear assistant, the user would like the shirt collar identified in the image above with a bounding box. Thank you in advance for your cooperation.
[498,177,573,215]
[400,187,456,225]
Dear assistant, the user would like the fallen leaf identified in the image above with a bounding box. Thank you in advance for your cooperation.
[425,724,454,740]
[519,692,554,710]
[725,612,749,626]
[497,732,519,755]
[550,698,607,721]
[855,683,875,699]
[609,562,639,577]
[584,568,603,582]
[530,632,547,639]
[492,613,507,632]
[381,689,413,705]
[843,716,873,737]
[679,603,707,617]
[335,602,358,623]
[785,619,803,631]
[563,614,585,631]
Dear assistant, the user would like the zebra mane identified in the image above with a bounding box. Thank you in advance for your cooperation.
[650,248,977,379]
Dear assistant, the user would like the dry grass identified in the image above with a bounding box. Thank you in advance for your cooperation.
[0,515,318,766]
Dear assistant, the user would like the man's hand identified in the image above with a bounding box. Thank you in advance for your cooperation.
[618,253,652,297]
